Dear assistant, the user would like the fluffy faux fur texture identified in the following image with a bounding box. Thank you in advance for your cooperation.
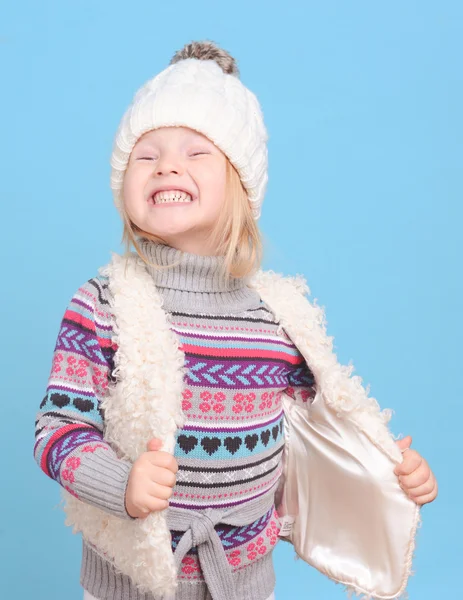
[63,253,187,597]
[169,40,240,77]
[247,269,421,600]
[62,253,420,599]
[248,269,399,460]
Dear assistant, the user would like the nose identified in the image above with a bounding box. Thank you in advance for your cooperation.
[154,152,184,177]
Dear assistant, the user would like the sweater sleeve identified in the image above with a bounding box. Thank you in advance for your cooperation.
[33,275,135,520]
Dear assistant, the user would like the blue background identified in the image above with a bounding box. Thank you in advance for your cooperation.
[1,1,461,598]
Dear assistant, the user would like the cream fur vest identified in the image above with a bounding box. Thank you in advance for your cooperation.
[62,252,420,600]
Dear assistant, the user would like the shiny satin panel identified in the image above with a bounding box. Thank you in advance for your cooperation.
[277,392,419,599]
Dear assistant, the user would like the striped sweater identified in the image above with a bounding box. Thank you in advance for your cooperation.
[34,241,316,600]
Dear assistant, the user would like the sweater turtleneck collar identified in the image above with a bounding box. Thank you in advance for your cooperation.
[136,239,262,314]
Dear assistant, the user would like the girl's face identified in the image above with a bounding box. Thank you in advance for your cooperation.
[123,126,227,255]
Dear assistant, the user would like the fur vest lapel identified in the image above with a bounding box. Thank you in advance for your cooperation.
[62,252,420,600]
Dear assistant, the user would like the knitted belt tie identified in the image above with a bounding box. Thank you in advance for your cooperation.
[166,500,273,600]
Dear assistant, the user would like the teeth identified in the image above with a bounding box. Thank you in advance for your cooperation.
[153,190,192,204]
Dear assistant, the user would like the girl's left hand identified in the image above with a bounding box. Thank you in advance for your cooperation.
[394,435,438,506]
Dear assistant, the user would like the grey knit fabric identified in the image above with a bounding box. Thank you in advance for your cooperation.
[81,541,276,600]
[138,239,263,314]
[71,448,133,520]
[77,242,285,600]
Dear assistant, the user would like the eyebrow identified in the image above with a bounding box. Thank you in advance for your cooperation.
[181,133,213,146]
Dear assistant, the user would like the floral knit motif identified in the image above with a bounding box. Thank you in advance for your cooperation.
[34,274,317,591]
[162,301,316,582]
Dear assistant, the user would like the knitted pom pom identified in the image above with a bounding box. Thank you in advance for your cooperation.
[169,40,240,77]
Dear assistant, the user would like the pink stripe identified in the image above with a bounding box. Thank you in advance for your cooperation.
[182,344,303,363]
[175,329,296,348]
[169,475,280,510]
[40,423,92,476]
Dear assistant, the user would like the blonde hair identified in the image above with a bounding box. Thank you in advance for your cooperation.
[121,159,264,283]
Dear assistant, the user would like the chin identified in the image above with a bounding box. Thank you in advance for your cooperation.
[143,225,191,238]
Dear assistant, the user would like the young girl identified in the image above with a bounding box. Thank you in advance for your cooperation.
[34,41,438,600]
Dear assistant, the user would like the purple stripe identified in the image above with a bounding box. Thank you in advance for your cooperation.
[174,328,295,348]
[71,296,96,313]
[171,507,274,551]
[55,325,108,366]
[182,410,283,433]
[169,478,280,510]
[45,384,97,398]
[215,508,272,549]
[184,356,293,390]
[48,429,103,482]
[186,356,293,370]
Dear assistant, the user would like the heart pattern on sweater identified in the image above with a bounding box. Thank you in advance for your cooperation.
[201,437,221,455]
[260,430,271,446]
[177,435,198,454]
[224,436,242,454]
[245,434,259,451]
[175,423,282,456]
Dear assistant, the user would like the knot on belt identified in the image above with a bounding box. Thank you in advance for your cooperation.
[167,507,237,600]
[189,511,216,547]
[165,497,275,600]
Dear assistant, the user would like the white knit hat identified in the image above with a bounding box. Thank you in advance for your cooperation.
[109,41,268,220]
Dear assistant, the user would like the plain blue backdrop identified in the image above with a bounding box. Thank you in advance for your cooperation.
[1,1,461,598]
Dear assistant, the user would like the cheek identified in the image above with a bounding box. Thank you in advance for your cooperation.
[122,169,146,211]
[123,170,136,199]
[198,167,227,201]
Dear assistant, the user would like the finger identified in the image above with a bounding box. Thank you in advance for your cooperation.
[400,469,435,493]
[147,438,162,451]
[406,477,436,500]
[411,484,438,506]
[146,450,179,473]
[131,493,170,517]
[146,480,174,501]
[137,507,152,519]
[149,465,177,488]
[399,463,431,489]
[126,498,153,519]
[146,495,170,512]
[137,499,169,517]
[396,435,412,451]
[394,450,422,476]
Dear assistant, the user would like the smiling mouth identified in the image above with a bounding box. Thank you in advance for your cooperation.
[150,190,194,205]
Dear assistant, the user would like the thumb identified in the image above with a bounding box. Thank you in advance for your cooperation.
[147,438,162,452]
[396,435,412,452]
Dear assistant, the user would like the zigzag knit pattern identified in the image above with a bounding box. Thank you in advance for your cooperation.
[34,274,317,590]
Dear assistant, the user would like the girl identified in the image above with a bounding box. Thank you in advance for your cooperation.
[34,41,437,600]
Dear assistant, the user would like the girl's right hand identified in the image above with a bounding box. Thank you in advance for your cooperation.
[125,438,178,519]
